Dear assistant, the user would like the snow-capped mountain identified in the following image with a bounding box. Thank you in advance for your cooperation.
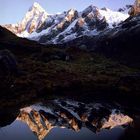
[29,4,129,44]
[118,5,132,14]
[3,2,129,44]
[4,2,48,37]
[17,100,132,140]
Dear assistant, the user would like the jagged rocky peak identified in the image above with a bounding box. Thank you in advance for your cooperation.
[4,2,48,37]
[29,2,46,12]
[66,9,78,21]
[129,0,140,16]
[118,5,132,13]
[101,7,110,11]
[55,9,78,31]
[82,5,99,17]
[67,9,77,15]
[26,2,48,19]
[3,2,129,44]
[20,2,48,34]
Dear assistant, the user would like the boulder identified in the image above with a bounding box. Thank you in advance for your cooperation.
[0,49,18,89]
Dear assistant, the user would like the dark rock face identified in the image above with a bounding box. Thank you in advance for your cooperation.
[118,5,132,13]
[0,50,18,89]
[39,9,79,44]
[65,14,140,68]
[94,15,140,68]
[85,15,108,31]
[34,5,112,44]
[82,5,99,18]
[129,0,140,16]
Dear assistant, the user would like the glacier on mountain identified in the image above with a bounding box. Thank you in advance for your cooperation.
[3,2,129,44]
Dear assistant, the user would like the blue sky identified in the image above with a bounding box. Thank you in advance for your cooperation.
[0,0,135,24]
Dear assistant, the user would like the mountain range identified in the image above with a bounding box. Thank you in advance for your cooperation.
[3,2,130,44]
[17,100,132,140]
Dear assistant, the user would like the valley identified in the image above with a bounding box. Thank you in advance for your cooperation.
[0,1,140,140]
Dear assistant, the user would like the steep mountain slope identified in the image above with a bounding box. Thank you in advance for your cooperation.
[4,2,48,37]
[64,14,140,68]
[0,25,43,50]
[118,5,132,14]
[29,5,129,44]
[2,2,128,44]
[129,0,140,16]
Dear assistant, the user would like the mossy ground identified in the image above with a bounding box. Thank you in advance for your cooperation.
[9,46,139,99]
[0,25,140,101]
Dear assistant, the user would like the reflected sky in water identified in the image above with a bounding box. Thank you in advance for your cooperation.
[0,99,135,140]
[0,121,124,140]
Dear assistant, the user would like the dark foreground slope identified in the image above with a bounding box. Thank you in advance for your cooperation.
[0,26,140,103]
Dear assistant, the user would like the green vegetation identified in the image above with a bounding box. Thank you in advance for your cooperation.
[11,46,140,99]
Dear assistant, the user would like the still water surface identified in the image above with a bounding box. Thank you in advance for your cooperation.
[0,99,139,140]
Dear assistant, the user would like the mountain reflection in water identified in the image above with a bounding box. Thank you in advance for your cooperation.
[0,99,136,140]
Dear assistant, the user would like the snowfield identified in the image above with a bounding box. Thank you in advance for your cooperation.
[4,2,130,44]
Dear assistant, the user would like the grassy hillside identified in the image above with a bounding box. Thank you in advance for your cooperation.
[0,26,140,103]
